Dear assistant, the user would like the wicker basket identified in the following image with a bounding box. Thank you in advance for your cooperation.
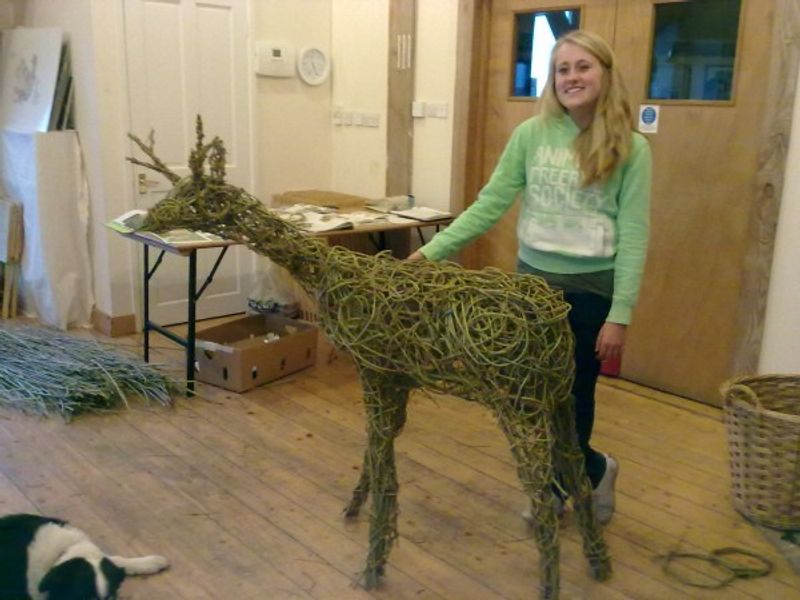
[721,374,800,529]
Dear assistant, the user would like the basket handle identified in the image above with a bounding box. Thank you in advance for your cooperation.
[720,381,762,409]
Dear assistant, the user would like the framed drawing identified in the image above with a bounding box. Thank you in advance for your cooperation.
[0,27,62,133]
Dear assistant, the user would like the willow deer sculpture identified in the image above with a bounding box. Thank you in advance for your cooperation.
[128,119,611,599]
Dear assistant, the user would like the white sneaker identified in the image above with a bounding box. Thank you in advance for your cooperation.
[592,454,618,525]
[521,494,565,524]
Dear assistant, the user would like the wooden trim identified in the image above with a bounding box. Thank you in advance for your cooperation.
[449,0,479,215]
[732,0,800,374]
[457,0,492,269]
[386,0,417,196]
[91,307,137,338]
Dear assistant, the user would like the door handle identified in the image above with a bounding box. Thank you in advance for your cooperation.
[137,173,160,194]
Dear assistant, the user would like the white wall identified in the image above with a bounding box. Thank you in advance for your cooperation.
[251,0,332,204]
[412,0,458,212]
[330,0,389,198]
[253,0,459,207]
[759,58,800,373]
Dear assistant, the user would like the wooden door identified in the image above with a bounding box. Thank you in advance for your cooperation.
[613,0,774,404]
[123,0,253,325]
[463,0,783,405]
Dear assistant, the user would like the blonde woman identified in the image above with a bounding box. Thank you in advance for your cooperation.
[409,30,651,525]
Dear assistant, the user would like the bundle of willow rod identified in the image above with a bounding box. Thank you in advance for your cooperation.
[130,117,604,599]
[0,325,178,419]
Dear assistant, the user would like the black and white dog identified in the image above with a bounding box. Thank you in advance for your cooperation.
[0,513,169,600]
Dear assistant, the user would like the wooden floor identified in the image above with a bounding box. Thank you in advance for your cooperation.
[1,327,798,600]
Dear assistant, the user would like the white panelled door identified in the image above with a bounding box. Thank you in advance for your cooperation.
[123,0,252,325]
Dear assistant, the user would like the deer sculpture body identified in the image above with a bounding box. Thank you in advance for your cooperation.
[130,120,611,599]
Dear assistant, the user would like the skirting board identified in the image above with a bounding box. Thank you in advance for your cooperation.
[92,307,136,338]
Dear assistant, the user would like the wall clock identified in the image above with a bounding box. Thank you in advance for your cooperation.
[297,47,330,86]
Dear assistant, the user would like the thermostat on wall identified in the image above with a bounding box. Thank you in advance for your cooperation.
[254,41,296,78]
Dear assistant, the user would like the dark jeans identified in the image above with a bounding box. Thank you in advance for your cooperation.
[564,291,610,488]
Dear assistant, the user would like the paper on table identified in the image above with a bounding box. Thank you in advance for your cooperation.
[137,229,226,246]
[106,209,226,246]
[297,212,354,233]
[390,206,452,221]
[105,209,147,234]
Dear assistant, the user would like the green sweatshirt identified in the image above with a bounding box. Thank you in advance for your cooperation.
[421,114,651,324]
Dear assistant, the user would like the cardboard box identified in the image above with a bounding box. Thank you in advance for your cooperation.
[195,314,318,392]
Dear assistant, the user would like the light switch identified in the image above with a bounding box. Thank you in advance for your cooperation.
[363,112,380,127]
[425,102,448,119]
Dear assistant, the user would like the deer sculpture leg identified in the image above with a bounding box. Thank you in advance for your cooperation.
[344,374,411,519]
[550,396,612,581]
[344,450,371,518]
[494,397,562,600]
[351,369,411,588]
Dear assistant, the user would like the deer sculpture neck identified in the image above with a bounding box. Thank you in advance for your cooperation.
[206,194,331,297]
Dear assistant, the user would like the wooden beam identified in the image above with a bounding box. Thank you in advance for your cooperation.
[732,0,800,374]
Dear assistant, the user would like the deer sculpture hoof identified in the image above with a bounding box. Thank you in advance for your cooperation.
[590,558,612,581]
[343,501,362,519]
[361,564,385,589]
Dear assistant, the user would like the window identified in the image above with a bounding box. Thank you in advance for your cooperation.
[512,9,580,98]
[649,0,742,101]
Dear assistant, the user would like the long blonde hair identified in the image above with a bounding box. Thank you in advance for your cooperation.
[540,30,634,187]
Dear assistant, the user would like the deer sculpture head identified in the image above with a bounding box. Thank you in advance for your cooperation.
[128,115,249,235]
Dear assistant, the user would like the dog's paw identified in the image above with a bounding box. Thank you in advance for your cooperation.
[113,554,170,575]
[141,555,170,573]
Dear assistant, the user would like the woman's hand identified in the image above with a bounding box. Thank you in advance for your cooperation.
[595,322,627,362]
[406,250,426,261]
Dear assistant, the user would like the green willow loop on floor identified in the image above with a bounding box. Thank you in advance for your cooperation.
[658,547,773,589]
[711,546,773,579]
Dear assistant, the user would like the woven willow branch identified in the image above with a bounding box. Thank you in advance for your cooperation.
[0,324,177,419]
[127,116,611,600]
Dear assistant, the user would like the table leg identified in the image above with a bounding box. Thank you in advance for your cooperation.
[186,250,197,396]
[143,244,150,362]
